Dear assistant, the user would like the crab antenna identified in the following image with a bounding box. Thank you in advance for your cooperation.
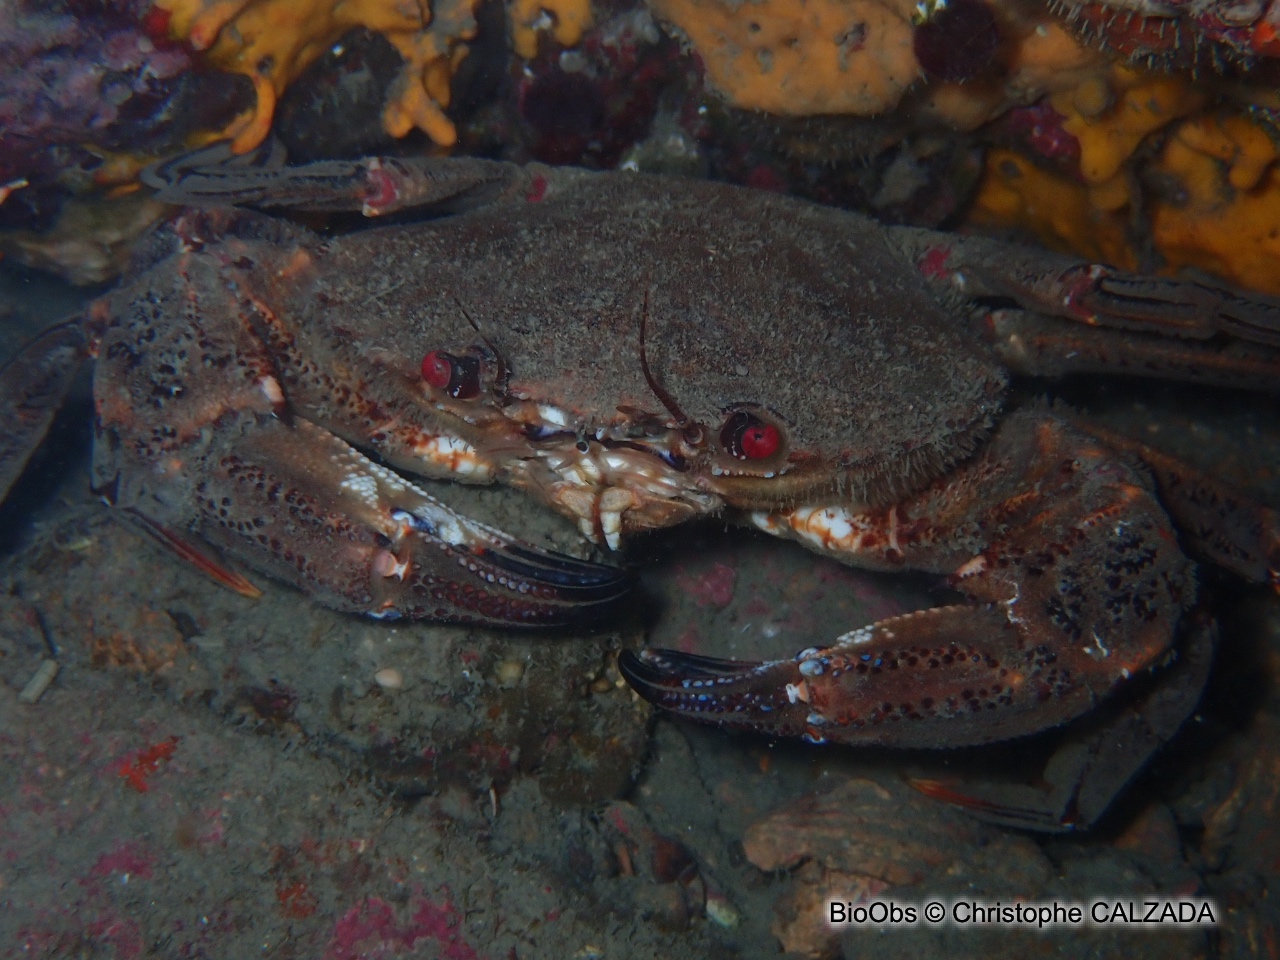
[639,287,690,426]
[454,296,511,402]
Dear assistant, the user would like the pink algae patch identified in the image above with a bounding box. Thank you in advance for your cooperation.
[117,736,180,792]
[918,246,952,280]
[87,841,154,883]
[607,807,630,835]
[1003,101,1081,166]
[326,895,481,960]
[678,561,736,609]
[526,173,549,202]
[745,165,788,193]
[674,626,701,653]
[85,915,143,959]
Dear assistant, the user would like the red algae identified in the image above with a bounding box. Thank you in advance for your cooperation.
[277,881,319,919]
[116,736,180,793]
[679,561,737,609]
[326,895,481,960]
[87,841,155,883]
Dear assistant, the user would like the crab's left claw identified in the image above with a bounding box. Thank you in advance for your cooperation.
[624,609,1216,832]
[618,648,827,741]
[622,604,1034,746]
[910,613,1217,831]
[378,499,634,625]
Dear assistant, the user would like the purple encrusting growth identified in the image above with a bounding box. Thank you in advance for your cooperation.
[0,0,248,231]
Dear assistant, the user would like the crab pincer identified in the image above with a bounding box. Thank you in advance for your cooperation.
[619,605,1027,747]
[7,147,1280,827]
[0,271,629,631]
[620,406,1250,828]
[114,411,632,628]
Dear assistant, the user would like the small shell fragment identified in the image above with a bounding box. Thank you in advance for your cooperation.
[705,890,741,929]
[495,659,525,687]
[19,659,59,704]
[374,667,404,690]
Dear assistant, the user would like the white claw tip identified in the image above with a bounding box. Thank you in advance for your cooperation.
[259,375,285,408]
[373,549,410,581]
[798,659,824,677]
[785,682,809,705]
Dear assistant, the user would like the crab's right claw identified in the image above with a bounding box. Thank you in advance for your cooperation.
[0,320,86,505]
[375,502,633,626]
[177,416,631,628]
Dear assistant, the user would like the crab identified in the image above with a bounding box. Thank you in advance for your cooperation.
[3,145,1278,829]
[1046,0,1280,70]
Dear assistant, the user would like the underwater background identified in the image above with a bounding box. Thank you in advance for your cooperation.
[1,0,1279,957]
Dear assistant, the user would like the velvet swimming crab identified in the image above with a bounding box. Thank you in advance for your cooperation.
[2,146,1278,828]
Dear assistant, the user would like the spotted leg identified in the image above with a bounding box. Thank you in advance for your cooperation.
[1070,420,1279,589]
[621,409,1197,794]
[888,227,1280,392]
[142,139,556,218]
[909,612,1214,831]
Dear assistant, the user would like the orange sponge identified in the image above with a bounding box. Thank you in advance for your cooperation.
[1151,114,1280,295]
[971,106,1280,296]
[648,0,922,116]
[154,0,479,152]
[509,0,593,58]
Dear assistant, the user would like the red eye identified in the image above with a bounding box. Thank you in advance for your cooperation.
[421,351,452,389]
[721,411,781,460]
[420,351,481,399]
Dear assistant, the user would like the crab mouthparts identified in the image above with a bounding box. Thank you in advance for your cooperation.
[402,404,835,551]
[519,435,721,549]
